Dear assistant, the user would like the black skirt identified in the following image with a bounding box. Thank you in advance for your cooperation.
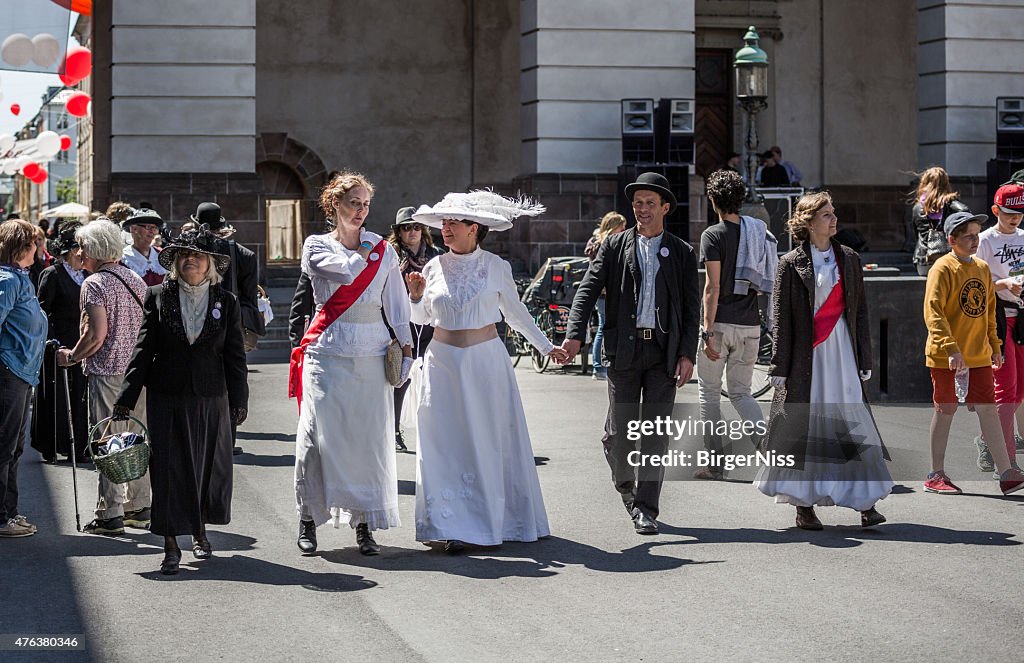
[147,390,234,536]
[31,345,89,460]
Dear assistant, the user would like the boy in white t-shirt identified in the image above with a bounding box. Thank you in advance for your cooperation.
[975,182,1024,473]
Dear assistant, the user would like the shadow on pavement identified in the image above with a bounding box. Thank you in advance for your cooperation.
[319,535,719,579]
[236,431,295,442]
[136,554,378,593]
[231,453,294,468]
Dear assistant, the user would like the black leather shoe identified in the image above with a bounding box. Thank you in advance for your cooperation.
[297,519,317,553]
[860,507,887,528]
[395,431,408,453]
[160,548,181,575]
[632,509,658,535]
[796,506,824,531]
[192,535,212,559]
[356,523,380,556]
[444,539,465,554]
[233,445,243,455]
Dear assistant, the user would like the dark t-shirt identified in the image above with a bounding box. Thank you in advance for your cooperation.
[700,221,760,326]
[760,164,790,187]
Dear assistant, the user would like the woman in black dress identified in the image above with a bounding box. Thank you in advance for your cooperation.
[114,227,248,575]
[33,222,89,462]
[386,206,444,451]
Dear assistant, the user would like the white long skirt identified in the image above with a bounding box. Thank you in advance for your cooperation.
[295,352,401,531]
[415,337,550,545]
[754,317,894,512]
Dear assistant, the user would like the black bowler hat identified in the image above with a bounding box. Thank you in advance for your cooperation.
[624,172,677,214]
[190,202,226,229]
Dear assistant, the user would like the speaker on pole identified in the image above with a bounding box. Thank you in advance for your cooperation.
[655,98,695,165]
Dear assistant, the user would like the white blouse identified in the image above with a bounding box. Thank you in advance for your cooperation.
[411,248,554,355]
[122,245,167,279]
[301,231,412,357]
[179,280,210,345]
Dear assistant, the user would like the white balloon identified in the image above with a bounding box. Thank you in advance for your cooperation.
[31,34,61,68]
[35,130,61,158]
[14,156,31,172]
[0,133,15,153]
[1,34,33,67]
[2,160,20,176]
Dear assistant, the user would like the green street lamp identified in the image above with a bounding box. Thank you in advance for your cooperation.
[734,26,769,203]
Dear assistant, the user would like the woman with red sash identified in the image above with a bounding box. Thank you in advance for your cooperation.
[291,172,413,556]
[755,192,893,530]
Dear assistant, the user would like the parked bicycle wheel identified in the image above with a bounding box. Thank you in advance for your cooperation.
[532,309,554,373]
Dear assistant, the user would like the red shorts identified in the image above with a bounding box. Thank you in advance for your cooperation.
[930,366,995,414]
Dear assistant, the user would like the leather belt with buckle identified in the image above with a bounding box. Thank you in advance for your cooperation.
[637,328,654,340]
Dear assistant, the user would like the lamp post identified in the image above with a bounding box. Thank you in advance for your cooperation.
[734,26,769,205]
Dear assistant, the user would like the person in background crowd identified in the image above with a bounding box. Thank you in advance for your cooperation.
[104,201,134,227]
[0,220,48,537]
[910,166,968,277]
[190,203,262,454]
[921,211,1024,497]
[770,146,802,187]
[562,172,700,536]
[696,170,776,480]
[387,205,444,451]
[27,224,52,289]
[288,271,313,349]
[291,172,413,557]
[406,190,560,553]
[754,192,893,529]
[114,227,248,575]
[121,208,167,286]
[58,220,152,535]
[584,211,628,381]
[758,150,791,188]
[33,222,90,463]
[973,182,1024,475]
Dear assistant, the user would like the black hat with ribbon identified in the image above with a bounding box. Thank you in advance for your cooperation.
[158,225,231,274]
[48,221,82,256]
[623,172,677,214]
[122,207,163,230]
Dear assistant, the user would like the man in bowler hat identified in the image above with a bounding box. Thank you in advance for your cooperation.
[191,202,263,454]
[561,172,700,534]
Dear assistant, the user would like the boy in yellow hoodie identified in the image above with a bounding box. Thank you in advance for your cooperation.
[923,211,1024,496]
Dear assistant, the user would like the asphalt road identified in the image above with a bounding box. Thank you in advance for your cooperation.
[3,361,1023,662]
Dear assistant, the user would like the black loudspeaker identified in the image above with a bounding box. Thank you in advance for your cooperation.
[616,164,691,242]
[655,98,695,165]
[621,99,655,164]
[997,97,1024,160]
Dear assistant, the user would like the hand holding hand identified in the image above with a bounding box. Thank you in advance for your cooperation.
[398,357,415,386]
[405,272,426,301]
[674,356,694,388]
[548,347,569,364]
[769,376,787,388]
[111,405,131,421]
[232,407,248,426]
[560,339,582,362]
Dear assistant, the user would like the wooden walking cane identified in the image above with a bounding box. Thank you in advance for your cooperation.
[62,362,82,532]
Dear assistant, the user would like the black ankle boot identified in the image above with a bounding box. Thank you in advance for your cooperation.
[297,519,317,553]
[356,523,380,556]
[161,536,181,575]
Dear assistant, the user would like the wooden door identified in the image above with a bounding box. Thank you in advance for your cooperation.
[695,49,733,180]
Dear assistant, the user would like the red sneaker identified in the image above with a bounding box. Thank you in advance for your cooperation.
[924,471,962,495]
[999,468,1024,496]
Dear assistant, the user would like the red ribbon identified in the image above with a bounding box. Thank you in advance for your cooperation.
[288,240,387,411]
[812,270,845,348]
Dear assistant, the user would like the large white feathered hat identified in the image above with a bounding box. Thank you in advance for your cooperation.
[412,190,545,232]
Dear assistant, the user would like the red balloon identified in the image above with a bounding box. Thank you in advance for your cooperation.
[10,104,20,116]
[22,162,40,178]
[60,135,72,150]
[61,46,92,86]
[31,169,48,184]
[66,91,90,117]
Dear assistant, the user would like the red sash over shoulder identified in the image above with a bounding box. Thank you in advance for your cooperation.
[812,269,844,348]
[288,240,387,411]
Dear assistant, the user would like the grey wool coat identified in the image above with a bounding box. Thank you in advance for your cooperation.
[764,239,884,464]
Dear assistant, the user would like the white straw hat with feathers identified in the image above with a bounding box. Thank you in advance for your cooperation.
[412,190,545,231]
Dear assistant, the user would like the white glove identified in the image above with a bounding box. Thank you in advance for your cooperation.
[769,376,787,388]
[859,370,871,382]
[398,357,415,386]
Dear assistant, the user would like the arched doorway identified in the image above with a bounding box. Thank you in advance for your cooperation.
[258,160,307,263]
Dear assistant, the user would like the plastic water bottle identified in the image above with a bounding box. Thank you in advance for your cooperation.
[954,367,969,404]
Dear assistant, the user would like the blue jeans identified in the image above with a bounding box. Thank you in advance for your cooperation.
[592,297,606,373]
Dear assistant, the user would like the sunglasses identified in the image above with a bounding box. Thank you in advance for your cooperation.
[399,224,424,232]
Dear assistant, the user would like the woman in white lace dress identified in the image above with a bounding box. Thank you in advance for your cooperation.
[405,192,566,553]
[292,172,413,556]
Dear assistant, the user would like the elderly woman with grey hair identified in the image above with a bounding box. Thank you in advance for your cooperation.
[113,226,248,575]
[57,219,152,536]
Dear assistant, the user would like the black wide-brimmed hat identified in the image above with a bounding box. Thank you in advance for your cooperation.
[49,221,82,255]
[190,202,227,229]
[122,207,163,230]
[158,225,231,275]
[624,172,677,214]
